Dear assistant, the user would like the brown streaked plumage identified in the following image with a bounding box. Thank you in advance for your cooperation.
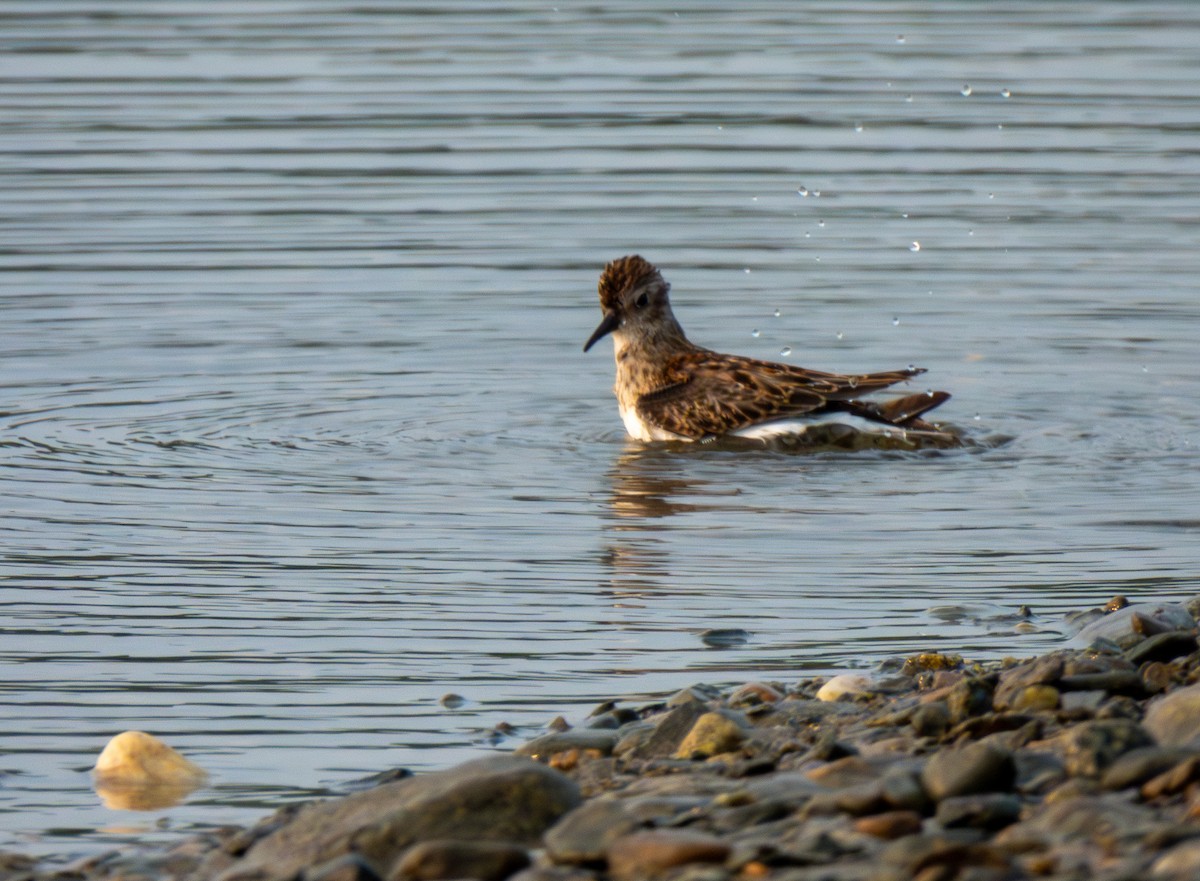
[583,255,950,442]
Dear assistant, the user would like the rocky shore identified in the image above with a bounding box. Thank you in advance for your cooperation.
[11,595,1200,881]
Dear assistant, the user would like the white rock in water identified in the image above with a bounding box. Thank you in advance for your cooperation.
[816,674,872,702]
[93,730,207,786]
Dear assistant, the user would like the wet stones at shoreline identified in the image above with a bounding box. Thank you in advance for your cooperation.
[16,596,1200,881]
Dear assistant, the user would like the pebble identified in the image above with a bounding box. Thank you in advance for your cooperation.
[727,682,783,707]
[1144,682,1200,746]
[1140,755,1200,799]
[934,793,1022,830]
[544,800,641,865]
[1099,746,1199,790]
[1151,838,1200,878]
[605,830,730,881]
[674,711,748,759]
[853,810,923,839]
[638,700,709,757]
[1011,683,1060,712]
[946,676,995,721]
[1125,630,1199,665]
[1060,718,1154,777]
[920,741,1016,801]
[391,840,530,881]
[910,701,951,737]
[698,628,750,648]
[308,855,382,881]
[515,730,618,760]
[816,673,873,701]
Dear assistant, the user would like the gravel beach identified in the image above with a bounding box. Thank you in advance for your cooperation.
[11,595,1200,881]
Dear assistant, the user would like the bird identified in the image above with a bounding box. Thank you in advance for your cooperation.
[583,255,950,443]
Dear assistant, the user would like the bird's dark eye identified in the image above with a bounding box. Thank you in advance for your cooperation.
[634,292,649,309]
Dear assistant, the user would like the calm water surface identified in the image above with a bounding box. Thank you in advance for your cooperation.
[2,0,1199,857]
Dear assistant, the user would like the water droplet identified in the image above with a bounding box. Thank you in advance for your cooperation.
[907,364,916,372]
[818,219,825,228]
[743,267,752,274]
[968,229,974,236]
[1000,88,1012,98]
[773,308,781,318]
[988,192,995,199]
[751,329,760,338]
[835,331,844,340]
[901,212,909,219]
[779,346,792,357]
[896,35,905,43]
[848,377,859,389]
[892,316,900,326]
[1141,365,1149,373]
[909,241,921,252]
[797,186,809,197]
[854,122,864,132]
[905,94,914,103]
[804,231,811,238]
[961,84,972,96]
[751,196,758,202]
[973,413,982,422]
[997,123,1004,130]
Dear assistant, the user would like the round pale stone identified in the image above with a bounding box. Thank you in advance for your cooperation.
[93,730,207,785]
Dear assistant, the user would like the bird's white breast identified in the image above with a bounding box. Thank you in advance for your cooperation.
[618,399,685,442]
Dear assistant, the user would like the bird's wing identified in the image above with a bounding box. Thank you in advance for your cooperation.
[637,353,923,440]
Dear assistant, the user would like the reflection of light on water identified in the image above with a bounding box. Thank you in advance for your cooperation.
[95,781,202,812]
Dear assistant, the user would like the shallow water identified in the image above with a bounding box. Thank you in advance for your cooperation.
[2,0,1199,857]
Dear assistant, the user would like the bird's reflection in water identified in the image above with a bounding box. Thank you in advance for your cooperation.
[597,445,739,601]
[605,446,723,521]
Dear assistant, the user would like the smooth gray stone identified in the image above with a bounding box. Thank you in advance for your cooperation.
[920,742,1016,801]
[217,756,579,881]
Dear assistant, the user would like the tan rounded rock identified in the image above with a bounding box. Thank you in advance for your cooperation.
[816,674,872,702]
[606,830,730,881]
[729,682,783,706]
[853,810,923,839]
[674,711,746,759]
[94,730,207,786]
[1011,684,1060,712]
[92,730,208,811]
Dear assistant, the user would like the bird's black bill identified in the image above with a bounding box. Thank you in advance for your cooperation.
[583,312,621,352]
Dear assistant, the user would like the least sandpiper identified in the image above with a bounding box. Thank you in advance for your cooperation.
[583,255,950,442]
